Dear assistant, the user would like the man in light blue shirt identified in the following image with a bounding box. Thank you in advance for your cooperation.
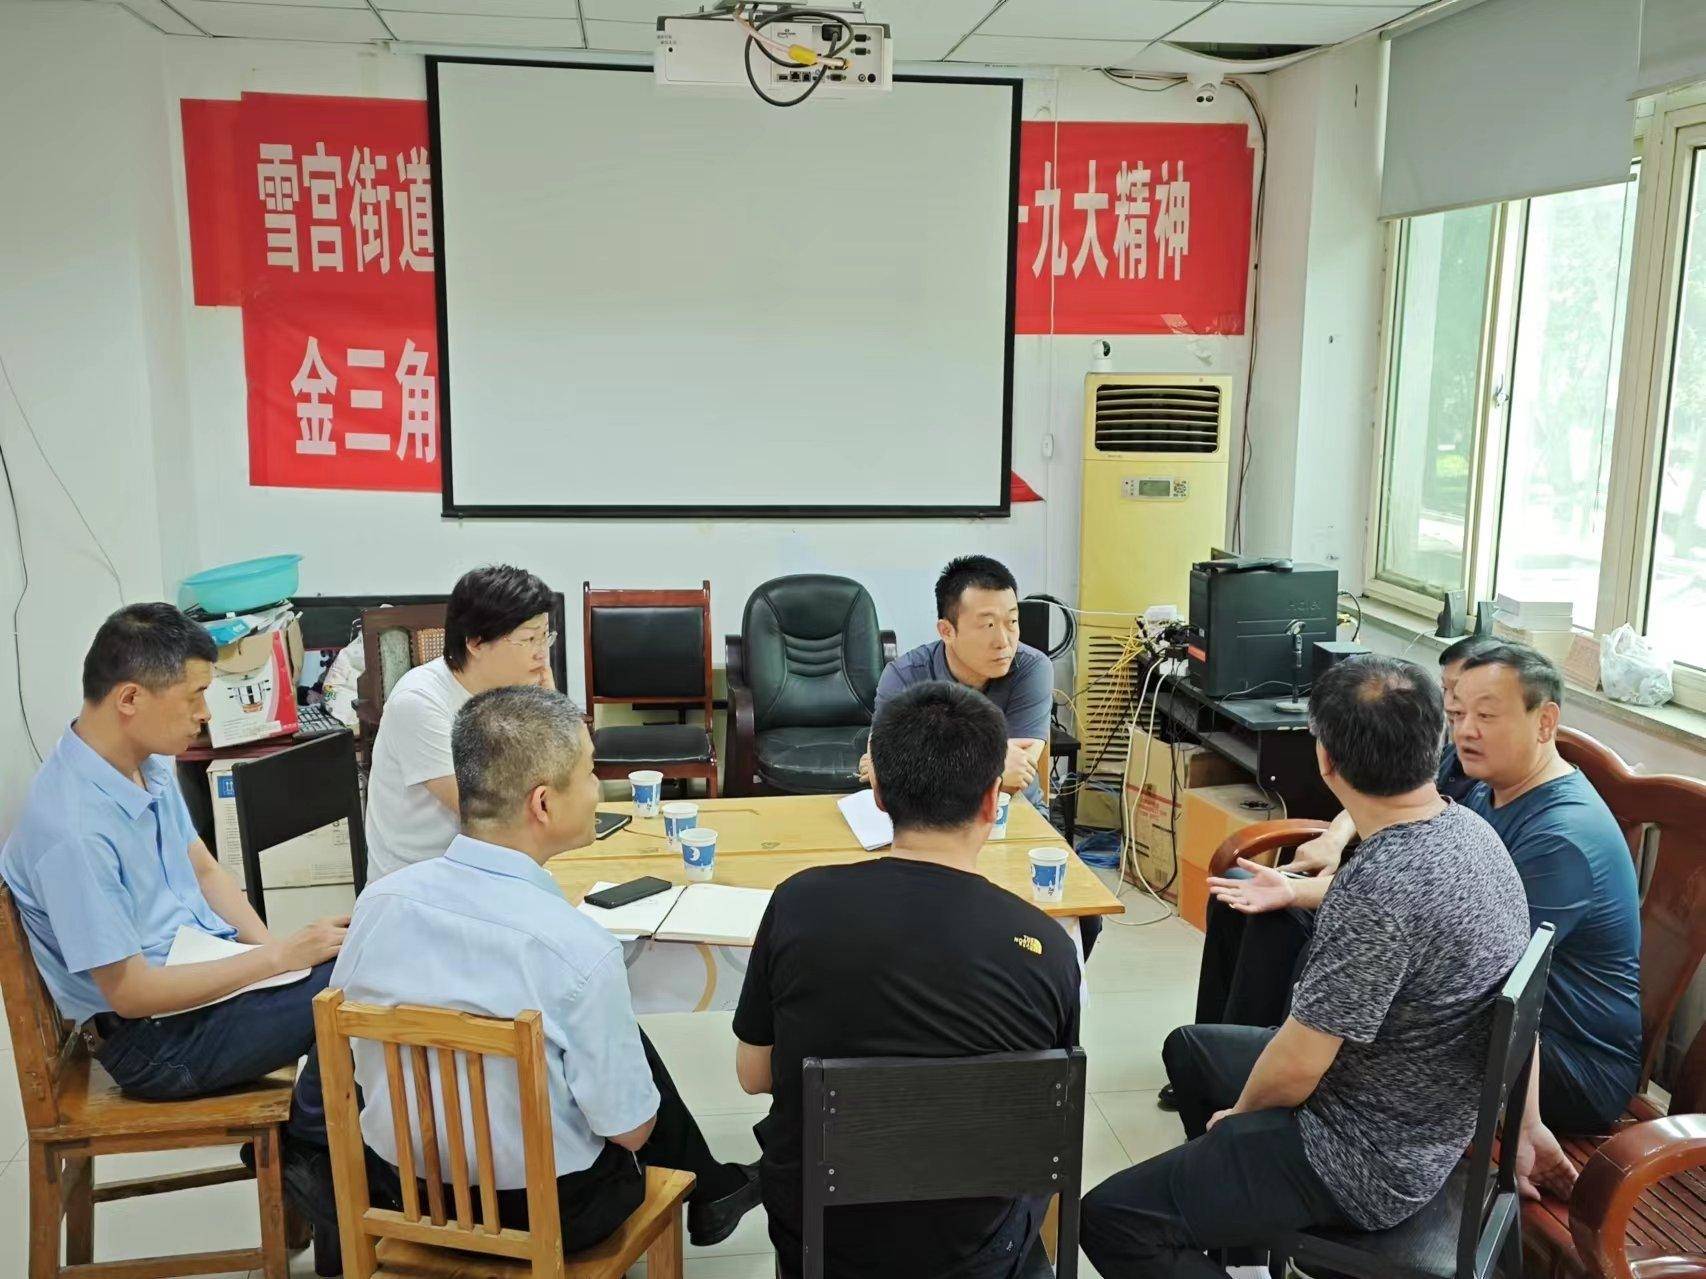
[0,605,347,1194]
[329,685,758,1253]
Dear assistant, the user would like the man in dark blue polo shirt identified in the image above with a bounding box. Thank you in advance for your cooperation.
[1452,643,1641,1188]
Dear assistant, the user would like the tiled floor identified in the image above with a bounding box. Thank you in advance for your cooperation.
[0,877,1203,1278]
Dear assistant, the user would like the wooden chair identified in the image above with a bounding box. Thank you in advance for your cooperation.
[0,885,299,1279]
[1209,726,1706,1279]
[234,729,370,919]
[582,581,718,798]
[312,989,695,1278]
[800,1048,1086,1279]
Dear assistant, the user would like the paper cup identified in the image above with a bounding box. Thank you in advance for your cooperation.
[662,801,699,851]
[1029,848,1068,904]
[680,827,718,881]
[628,770,663,818]
[992,792,1012,838]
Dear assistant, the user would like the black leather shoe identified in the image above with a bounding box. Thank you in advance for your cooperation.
[281,1138,341,1238]
[1156,1084,1179,1112]
[687,1163,762,1247]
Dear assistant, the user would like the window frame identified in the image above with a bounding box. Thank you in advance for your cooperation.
[1367,87,1706,713]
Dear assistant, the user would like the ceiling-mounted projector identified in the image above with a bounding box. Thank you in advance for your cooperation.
[657,3,893,104]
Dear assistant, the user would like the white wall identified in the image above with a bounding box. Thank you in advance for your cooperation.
[0,3,190,816]
[1244,36,1388,587]
[160,40,1268,696]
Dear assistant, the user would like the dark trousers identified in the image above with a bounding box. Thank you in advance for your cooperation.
[93,960,333,1146]
[1082,1023,1348,1279]
[368,1027,746,1254]
[1195,895,1313,1027]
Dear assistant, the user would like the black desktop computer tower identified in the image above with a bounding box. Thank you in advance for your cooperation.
[1187,560,1339,699]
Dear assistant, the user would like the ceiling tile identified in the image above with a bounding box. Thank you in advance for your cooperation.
[169,1,390,39]
[378,9,585,45]
[1169,2,1409,43]
[981,0,1210,42]
[189,0,368,9]
[1257,0,1419,6]
[948,33,1149,66]
[584,18,656,52]
[117,0,208,35]
[378,0,578,13]
[881,0,1001,60]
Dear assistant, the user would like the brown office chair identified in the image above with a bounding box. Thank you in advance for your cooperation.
[582,581,718,797]
[313,989,695,1278]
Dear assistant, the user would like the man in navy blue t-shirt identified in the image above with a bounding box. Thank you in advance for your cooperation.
[1452,643,1641,1190]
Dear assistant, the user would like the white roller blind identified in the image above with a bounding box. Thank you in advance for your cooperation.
[1382,0,1639,220]
[1633,0,1706,99]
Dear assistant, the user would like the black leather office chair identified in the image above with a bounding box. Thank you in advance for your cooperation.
[583,581,717,797]
[800,1048,1086,1279]
[232,730,368,923]
[723,574,896,797]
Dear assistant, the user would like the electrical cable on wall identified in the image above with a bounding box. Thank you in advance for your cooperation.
[0,351,128,763]
[1225,76,1268,553]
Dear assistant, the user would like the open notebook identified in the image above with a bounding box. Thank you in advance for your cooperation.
[577,882,771,946]
[156,926,312,1018]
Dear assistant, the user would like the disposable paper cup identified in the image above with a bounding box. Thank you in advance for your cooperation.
[628,770,663,818]
[662,802,699,851]
[1029,848,1068,904]
[992,792,1012,838]
[680,827,718,882]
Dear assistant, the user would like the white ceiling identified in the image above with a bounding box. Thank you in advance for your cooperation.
[91,0,1435,63]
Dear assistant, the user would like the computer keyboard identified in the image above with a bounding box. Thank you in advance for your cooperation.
[294,703,347,738]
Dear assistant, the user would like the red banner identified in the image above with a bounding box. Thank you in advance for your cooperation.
[182,93,439,492]
[1014,122,1254,336]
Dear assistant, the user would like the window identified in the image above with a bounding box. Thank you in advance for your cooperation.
[1494,179,1639,627]
[1378,206,1498,596]
[1647,144,1706,669]
[1371,89,1706,711]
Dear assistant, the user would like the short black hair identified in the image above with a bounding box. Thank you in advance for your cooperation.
[82,603,217,703]
[1308,655,1445,797]
[444,565,554,671]
[453,685,586,828]
[1440,635,1499,667]
[1458,642,1564,711]
[870,681,1006,833]
[935,555,1019,624]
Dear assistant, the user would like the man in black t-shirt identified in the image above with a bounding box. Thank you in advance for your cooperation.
[734,680,1081,1279]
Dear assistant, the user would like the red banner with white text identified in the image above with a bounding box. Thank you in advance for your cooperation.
[182,93,439,492]
[1013,121,1254,335]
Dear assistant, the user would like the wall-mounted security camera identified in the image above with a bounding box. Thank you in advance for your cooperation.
[1193,80,1219,105]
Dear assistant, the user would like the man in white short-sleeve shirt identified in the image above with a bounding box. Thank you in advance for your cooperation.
[365,565,559,881]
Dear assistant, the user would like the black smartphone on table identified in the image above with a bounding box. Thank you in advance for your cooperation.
[584,875,672,910]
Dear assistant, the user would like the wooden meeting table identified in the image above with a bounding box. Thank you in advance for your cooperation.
[545,793,1122,1013]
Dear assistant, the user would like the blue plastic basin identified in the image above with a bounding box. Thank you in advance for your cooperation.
[181,554,302,615]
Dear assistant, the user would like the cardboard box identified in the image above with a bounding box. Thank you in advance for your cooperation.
[206,755,354,889]
[1177,783,1286,931]
[1122,726,1243,892]
[1493,620,1576,666]
[205,619,303,748]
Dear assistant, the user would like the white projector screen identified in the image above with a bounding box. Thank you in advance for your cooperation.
[428,58,1020,517]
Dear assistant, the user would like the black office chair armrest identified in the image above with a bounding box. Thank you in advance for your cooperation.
[880,629,897,668]
[723,635,759,796]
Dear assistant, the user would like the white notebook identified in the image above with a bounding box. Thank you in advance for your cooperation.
[156,926,312,1018]
[578,882,771,946]
[836,789,893,851]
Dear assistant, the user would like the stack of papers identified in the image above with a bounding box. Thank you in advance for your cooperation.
[1493,594,1575,632]
[158,926,311,1018]
[578,883,771,946]
[836,789,893,851]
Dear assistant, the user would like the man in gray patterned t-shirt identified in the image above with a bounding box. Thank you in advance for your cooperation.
[1083,656,1531,1277]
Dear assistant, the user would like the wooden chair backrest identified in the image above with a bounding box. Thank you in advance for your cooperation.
[582,581,714,723]
[1555,727,1706,1107]
[356,603,449,716]
[313,989,563,1278]
[0,883,75,1130]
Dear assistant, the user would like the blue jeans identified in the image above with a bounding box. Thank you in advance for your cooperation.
[94,961,333,1145]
